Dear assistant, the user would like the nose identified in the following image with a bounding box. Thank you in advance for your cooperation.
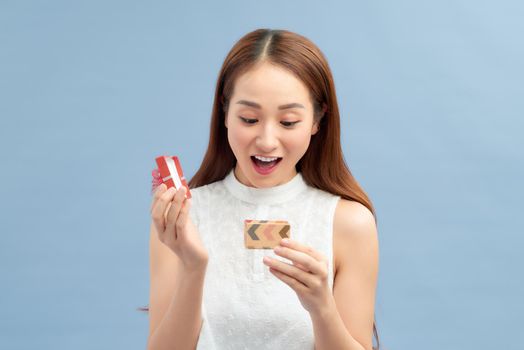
[255,123,279,152]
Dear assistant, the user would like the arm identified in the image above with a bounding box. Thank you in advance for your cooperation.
[312,200,379,350]
[311,304,366,350]
[147,221,208,350]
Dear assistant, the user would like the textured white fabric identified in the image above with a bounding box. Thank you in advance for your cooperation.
[188,168,341,350]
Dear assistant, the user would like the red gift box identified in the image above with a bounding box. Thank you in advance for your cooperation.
[154,155,192,199]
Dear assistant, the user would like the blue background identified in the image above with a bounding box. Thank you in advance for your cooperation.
[1,1,523,349]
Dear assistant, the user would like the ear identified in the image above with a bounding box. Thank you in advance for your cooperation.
[311,120,320,135]
[312,103,327,135]
[224,114,228,129]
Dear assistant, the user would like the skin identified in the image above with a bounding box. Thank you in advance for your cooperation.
[224,61,320,188]
[225,61,379,350]
[147,61,378,350]
[148,186,208,350]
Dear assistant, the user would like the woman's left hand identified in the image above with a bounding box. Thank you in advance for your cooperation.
[263,238,334,316]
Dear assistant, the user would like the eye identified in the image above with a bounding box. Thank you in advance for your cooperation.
[239,116,299,128]
[239,116,257,124]
[281,121,299,127]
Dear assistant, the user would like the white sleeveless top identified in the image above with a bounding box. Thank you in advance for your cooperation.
[188,169,341,350]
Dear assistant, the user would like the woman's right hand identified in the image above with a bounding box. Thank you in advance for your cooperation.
[150,183,209,272]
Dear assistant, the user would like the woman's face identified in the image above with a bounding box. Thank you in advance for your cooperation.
[225,62,319,188]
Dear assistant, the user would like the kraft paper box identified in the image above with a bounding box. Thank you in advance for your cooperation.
[244,220,291,249]
[155,155,192,199]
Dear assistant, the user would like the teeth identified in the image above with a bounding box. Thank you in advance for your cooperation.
[254,155,279,162]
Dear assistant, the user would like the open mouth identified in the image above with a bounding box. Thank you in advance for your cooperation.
[250,156,282,168]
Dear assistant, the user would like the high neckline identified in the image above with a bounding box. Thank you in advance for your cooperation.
[223,168,308,205]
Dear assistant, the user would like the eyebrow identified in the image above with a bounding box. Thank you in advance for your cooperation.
[235,100,305,110]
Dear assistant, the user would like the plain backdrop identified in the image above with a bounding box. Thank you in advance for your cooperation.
[1,1,523,349]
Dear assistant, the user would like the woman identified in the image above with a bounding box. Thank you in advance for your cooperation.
[146,28,380,350]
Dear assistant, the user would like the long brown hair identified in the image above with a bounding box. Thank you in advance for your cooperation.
[140,28,380,349]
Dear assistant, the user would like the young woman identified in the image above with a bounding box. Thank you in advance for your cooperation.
[146,28,380,350]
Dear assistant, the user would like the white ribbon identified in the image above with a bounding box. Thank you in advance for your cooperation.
[163,156,184,190]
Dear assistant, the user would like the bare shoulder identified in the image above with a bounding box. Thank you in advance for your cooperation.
[333,199,378,275]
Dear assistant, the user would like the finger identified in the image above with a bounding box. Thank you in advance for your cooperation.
[151,184,170,217]
[151,186,177,235]
[165,187,187,235]
[269,267,308,294]
[151,186,175,235]
[292,261,310,272]
[264,257,315,288]
[150,183,167,212]
[279,239,326,262]
[175,197,191,240]
[273,246,325,276]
